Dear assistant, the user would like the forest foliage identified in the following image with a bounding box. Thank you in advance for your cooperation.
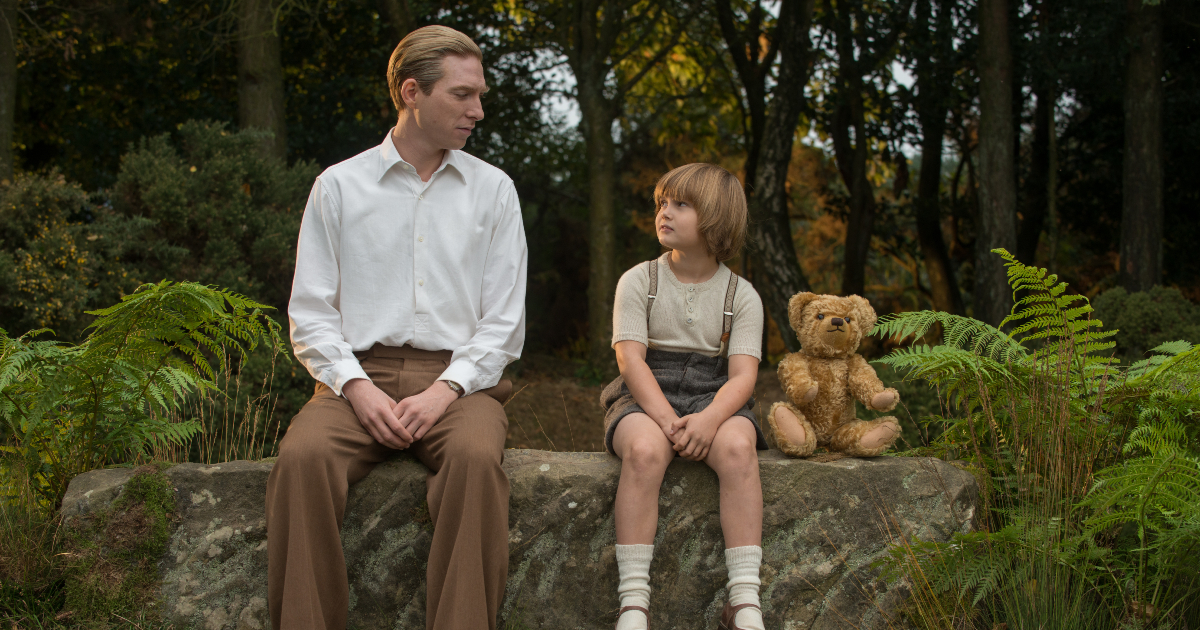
[2,0,1200,626]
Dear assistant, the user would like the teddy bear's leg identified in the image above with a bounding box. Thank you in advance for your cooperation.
[828,417,901,457]
[767,402,817,457]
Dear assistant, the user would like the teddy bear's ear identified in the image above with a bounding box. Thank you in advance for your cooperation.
[847,295,879,331]
[788,292,819,328]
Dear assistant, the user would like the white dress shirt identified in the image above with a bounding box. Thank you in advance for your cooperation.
[288,131,528,396]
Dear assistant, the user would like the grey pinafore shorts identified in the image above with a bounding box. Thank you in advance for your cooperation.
[600,348,769,455]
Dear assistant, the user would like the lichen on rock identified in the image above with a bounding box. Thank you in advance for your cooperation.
[61,450,978,629]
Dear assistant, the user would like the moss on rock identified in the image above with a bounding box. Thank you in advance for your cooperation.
[64,464,175,627]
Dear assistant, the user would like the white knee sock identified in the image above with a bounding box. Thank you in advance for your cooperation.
[725,546,766,630]
[615,544,653,630]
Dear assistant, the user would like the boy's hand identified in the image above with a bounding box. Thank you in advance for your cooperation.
[670,413,721,461]
[656,413,683,445]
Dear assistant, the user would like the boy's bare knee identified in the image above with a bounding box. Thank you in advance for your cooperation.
[711,430,757,471]
[625,438,672,473]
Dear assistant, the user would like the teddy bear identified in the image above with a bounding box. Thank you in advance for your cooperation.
[766,292,901,458]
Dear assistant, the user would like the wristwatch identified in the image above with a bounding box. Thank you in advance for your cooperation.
[442,380,464,397]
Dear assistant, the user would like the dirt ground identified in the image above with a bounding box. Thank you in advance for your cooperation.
[500,354,940,454]
[500,355,786,453]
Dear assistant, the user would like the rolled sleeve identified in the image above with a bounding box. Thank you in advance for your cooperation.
[438,182,528,395]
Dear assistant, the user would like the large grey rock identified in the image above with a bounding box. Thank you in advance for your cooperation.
[61,450,977,630]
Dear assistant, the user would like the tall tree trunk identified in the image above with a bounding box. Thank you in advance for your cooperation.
[238,0,287,161]
[1120,0,1163,292]
[745,0,815,352]
[828,0,877,298]
[713,0,770,191]
[915,103,963,314]
[837,93,877,298]
[379,0,415,44]
[974,0,1017,326]
[0,0,16,180]
[1046,90,1059,275]
[579,90,617,365]
[913,0,962,314]
[1017,87,1051,265]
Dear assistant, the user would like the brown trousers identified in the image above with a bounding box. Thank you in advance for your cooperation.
[265,345,510,630]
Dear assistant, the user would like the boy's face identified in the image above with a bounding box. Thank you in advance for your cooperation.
[656,197,705,254]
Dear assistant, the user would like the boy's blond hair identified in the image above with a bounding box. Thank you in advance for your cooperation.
[387,26,483,112]
[653,163,748,261]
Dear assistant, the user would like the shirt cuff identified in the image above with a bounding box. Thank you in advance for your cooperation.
[727,346,763,360]
[611,332,648,348]
[438,359,484,396]
[327,359,371,397]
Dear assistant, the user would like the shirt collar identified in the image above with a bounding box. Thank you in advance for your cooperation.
[377,130,468,184]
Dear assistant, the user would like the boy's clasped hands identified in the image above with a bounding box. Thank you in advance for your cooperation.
[662,410,721,461]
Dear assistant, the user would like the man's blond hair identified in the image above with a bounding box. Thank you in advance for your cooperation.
[653,163,748,261]
[387,26,483,112]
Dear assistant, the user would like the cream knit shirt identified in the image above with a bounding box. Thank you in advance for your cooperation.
[611,252,764,359]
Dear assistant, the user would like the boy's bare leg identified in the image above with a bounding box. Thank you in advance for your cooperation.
[612,413,675,544]
[704,417,763,548]
[706,417,766,630]
[611,413,673,630]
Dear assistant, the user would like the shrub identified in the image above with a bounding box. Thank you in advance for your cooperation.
[875,249,1200,630]
[111,120,318,312]
[0,281,285,507]
[1093,286,1200,363]
[110,120,322,427]
[0,173,144,343]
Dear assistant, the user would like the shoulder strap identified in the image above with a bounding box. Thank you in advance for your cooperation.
[646,259,659,330]
[716,271,739,357]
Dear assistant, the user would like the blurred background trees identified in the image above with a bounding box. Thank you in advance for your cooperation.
[2,0,1197,381]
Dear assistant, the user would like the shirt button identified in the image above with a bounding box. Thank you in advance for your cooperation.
[687,318,693,324]
[418,279,425,286]
[418,194,424,200]
[418,236,424,242]
[688,287,695,292]
[688,296,694,302]
[688,307,693,313]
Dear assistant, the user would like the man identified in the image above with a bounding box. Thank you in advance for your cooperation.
[266,25,527,630]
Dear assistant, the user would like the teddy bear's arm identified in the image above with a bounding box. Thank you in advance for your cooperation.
[778,353,819,405]
[847,354,898,411]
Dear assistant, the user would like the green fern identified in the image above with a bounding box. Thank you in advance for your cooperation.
[877,250,1200,628]
[0,281,286,506]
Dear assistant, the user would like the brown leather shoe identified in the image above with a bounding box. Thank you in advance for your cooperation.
[718,602,761,630]
[617,605,649,629]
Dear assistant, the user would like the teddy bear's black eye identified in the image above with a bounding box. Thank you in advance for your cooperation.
[846,316,852,323]
[817,314,824,320]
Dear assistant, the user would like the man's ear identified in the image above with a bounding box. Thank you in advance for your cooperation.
[847,295,878,331]
[400,77,422,109]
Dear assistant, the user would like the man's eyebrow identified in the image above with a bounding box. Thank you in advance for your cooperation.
[449,84,489,93]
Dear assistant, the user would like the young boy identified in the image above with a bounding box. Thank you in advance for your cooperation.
[601,163,768,630]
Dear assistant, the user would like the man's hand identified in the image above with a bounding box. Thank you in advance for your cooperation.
[394,381,459,442]
[343,378,413,449]
[669,413,721,461]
